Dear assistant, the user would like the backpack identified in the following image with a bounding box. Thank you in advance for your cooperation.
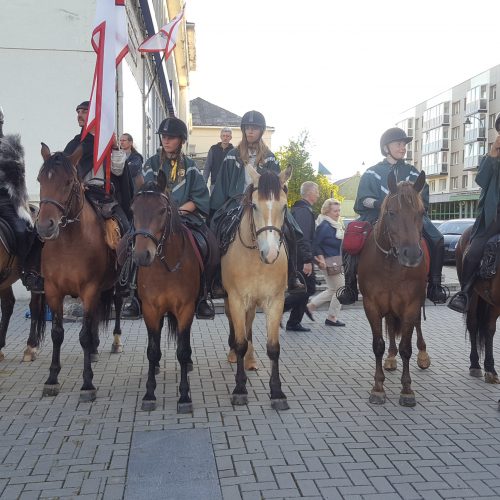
[342,221,372,255]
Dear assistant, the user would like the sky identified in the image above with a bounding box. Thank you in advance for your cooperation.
[187,0,500,181]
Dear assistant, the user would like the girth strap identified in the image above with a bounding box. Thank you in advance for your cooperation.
[183,226,204,272]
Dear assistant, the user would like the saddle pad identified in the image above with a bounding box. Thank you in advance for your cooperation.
[0,218,16,255]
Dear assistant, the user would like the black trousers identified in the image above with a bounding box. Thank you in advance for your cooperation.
[284,270,316,325]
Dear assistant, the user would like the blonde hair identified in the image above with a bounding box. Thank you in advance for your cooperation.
[238,134,271,167]
[321,198,341,215]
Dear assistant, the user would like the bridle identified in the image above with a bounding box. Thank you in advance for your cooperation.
[130,190,184,273]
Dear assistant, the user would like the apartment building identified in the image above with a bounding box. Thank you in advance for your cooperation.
[397,64,500,220]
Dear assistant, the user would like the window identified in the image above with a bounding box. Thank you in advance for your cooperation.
[451,151,459,165]
[414,140,419,152]
[452,126,460,140]
[490,84,497,101]
[452,101,460,115]
[489,114,497,130]
[462,175,468,189]
[439,179,447,191]
[415,118,419,130]
[429,180,436,192]
[451,177,458,190]
[473,174,478,186]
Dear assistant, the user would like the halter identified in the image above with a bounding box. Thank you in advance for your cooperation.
[38,176,84,227]
[130,190,184,273]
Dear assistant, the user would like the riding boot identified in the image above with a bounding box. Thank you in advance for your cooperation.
[426,238,448,304]
[211,265,227,299]
[122,264,141,319]
[336,253,358,305]
[285,225,306,294]
[196,272,215,320]
[20,237,44,294]
[448,257,477,313]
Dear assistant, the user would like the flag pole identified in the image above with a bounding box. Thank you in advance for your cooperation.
[144,53,175,117]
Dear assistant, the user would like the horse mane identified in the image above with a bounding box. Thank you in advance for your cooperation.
[39,151,74,178]
[138,180,182,232]
[381,181,424,212]
[257,170,281,201]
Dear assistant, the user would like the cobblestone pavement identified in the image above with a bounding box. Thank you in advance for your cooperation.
[0,299,499,499]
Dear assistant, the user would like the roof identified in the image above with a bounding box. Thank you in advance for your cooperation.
[190,97,242,127]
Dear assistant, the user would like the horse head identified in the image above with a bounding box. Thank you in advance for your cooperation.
[131,169,180,267]
[246,164,292,264]
[378,169,426,267]
[36,143,83,240]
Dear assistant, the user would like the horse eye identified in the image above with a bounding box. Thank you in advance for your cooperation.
[159,207,167,215]
[252,203,257,210]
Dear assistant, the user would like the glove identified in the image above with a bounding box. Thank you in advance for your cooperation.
[373,199,381,211]
[110,149,126,176]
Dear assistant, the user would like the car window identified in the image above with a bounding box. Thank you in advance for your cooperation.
[439,220,473,235]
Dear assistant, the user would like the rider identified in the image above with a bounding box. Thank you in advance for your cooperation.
[337,127,447,306]
[448,113,500,313]
[141,116,216,320]
[210,110,306,294]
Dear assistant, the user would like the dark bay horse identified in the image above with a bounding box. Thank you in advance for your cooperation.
[130,171,201,412]
[36,144,123,402]
[223,166,292,410]
[358,170,429,407]
[456,226,500,387]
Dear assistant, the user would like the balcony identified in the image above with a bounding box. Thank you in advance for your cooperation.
[465,98,487,115]
[464,156,481,170]
[424,163,448,177]
[464,127,486,143]
[422,139,449,155]
[422,114,450,131]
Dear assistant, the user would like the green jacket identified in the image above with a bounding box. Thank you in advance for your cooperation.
[143,152,210,221]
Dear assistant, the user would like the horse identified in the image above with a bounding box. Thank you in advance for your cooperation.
[130,170,202,412]
[455,225,500,386]
[223,165,292,410]
[358,169,430,407]
[36,144,124,402]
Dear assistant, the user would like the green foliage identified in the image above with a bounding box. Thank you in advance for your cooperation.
[275,131,343,214]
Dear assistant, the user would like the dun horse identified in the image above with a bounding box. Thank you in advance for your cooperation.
[456,226,500,386]
[358,170,430,406]
[130,171,202,412]
[36,145,123,402]
[223,166,292,410]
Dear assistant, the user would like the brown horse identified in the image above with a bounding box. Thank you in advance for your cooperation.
[456,226,500,386]
[223,166,292,410]
[36,144,123,402]
[130,171,201,412]
[358,170,430,407]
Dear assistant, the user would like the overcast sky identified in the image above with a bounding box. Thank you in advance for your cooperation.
[187,0,499,180]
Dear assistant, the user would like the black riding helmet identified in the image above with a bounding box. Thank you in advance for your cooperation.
[240,110,266,131]
[380,127,413,156]
[157,117,188,141]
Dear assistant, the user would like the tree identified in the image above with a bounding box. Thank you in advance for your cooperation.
[275,131,343,214]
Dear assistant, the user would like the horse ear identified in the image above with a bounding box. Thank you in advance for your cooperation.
[157,169,167,192]
[413,170,426,193]
[67,144,83,168]
[279,165,293,186]
[41,142,51,162]
[387,169,397,194]
[246,164,260,187]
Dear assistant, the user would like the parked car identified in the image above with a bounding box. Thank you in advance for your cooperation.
[438,218,475,264]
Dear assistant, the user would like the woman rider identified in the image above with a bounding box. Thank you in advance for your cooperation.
[141,116,215,319]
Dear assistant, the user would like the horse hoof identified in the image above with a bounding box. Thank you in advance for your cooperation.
[79,390,97,402]
[42,384,60,397]
[23,348,37,362]
[369,391,386,404]
[110,344,123,354]
[417,353,431,370]
[271,398,289,411]
[383,357,397,371]
[90,353,99,363]
[154,366,160,375]
[231,393,248,406]
[484,372,500,384]
[469,368,483,378]
[142,400,156,411]
[245,359,258,371]
[177,401,193,413]
[399,393,416,407]
[227,349,237,363]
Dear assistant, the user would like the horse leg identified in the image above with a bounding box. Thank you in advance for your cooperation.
[0,287,15,361]
[245,308,258,371]
[483,309,499,384]
[225,299,237,363]
[142,319,162,411]
[399,319,416,407]
[42,301,64,397]
[176,319,194,413]
[229,301,248,405]
[365,304,385,404]
[266,302,288,411]
[467,297,482,377]
[415,315,430,370]
[383,316,398,371]
[24,292,46,362]
[111,287,123,353]
[79,311,97,401]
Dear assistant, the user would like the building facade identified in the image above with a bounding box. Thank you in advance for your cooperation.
[397,64,500,220]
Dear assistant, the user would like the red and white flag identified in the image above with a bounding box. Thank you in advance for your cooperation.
[83,0,129,176]
[138,7,184,60]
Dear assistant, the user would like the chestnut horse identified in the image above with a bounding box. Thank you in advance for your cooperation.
[36,145,123,402]
[358,170,429,407]
[223,166,292,410]
[456,226,500,387]
[130,171,201,412]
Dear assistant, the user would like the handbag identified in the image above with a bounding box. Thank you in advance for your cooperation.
[342,220,372,255]
[325,255,343,275]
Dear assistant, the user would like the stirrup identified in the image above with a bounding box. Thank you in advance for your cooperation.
[447,291,468,313]
[196,298,215,320]
[22,271,45,294]
[336,286,357,305]
[426,284,449,304]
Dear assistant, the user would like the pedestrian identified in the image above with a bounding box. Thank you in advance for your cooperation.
[203,127,233,193]
[284,181,320,332]
[307,199,346,327]
[337,127,447,306]
[119,133,143,192]
[448,113,500,313]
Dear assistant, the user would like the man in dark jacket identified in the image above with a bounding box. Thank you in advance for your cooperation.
[203,127,233,193]
[284,181,319,332]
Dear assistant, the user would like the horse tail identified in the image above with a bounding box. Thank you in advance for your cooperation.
[166,312,178,343]
[98,288,114,328]
[475,296,490,355]
[32,293,47,346]
[384,315,401,340]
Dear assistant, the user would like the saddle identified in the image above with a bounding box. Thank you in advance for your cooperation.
[479,234,500,280]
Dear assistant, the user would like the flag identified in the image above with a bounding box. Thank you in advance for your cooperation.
[318,162,332,176]
[138,7,185,60]
[82,0,129,178]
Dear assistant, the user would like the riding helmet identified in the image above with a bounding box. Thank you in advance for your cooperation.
[495,112,500,133]
[380,127,413,156]
[157,117,188,141]
[240,110,266,131]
